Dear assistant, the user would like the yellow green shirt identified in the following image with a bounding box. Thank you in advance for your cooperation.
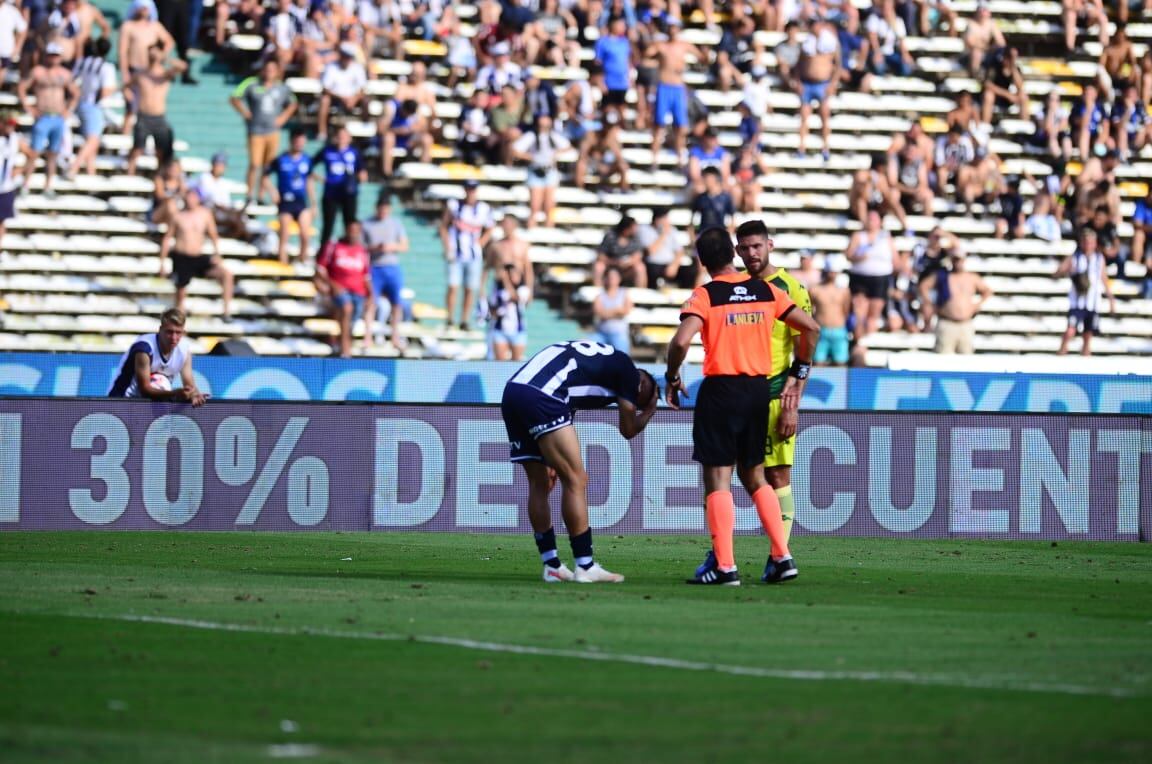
[762,268,812,398]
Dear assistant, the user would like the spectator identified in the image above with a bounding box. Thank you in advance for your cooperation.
[192,152,247,239]
[810,259,852,365]
[379,98,434,177]
[638,206,693,289]
[794,249,822,290]
[364,193,409,350]
[795,16,840,160]
[907,0,958,37]
[1025,191,1062,243]
[439,180,493,330]
[650,18,703,168]
[526,0,580,68]
[1061,0,1109,54]
[1056,228,1114,356]
[315,219,373,358]
[0,112,28,254]
[593,215,646,289]
[933,123,975,202]
[264,0,302,72]
[730,142,763,213]
[45,0,84,67]
[214,0,264,51]
[834,10,874,95]
[962,1,1004,76]
[887,248,919,332]
[687,128,731,193]
[0,0,29,79]
[1117,0,1152,23]
[359,0,404,61]
[123,42,185,177]
[149,157,185,227]
[521,68,560,123]
[157,0,200,83]
[960,146,1003,213]
[317,42,366,142]
[565,63,604,184]
[850,153,907,230]
[591,266,634,353]
[458,90,491,165]
[1110,82,1151,163]
[17,42,77,193]
[981,46,1029,124]
[1140,49,1152,107]
[1133,193,1152,300]
[1072,146,1120,225]
[298,0,338,78]
[846,208,898,339]
[995,175,1025,240]
[69,36,115,177]
[715,13,758,93]
[312,125,366,246]
[1070,85,1108,160]
[1087,203,1124,278]
[486,83,525,164]
[263,128,314,264]
[865,0,914,77]
[917,250,992,354]
[1097,21,1137,103]
[484,215,532,361]
[774,20,802,87]
[230,60,295,205]
[581,110,631,191]
[946,90,980,134]
[890,130,933,217]
[159,188,234,321]
[1029,90,1072,160]
[511,113,570,229]
[912,225,963,279]
[475,41,523,102]
[689,166,735,237]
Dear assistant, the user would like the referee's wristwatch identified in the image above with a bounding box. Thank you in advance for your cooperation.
[664,371,681,386]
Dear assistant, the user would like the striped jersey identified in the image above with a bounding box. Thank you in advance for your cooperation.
[0,132,22,194]
[107,333,191,398]
[506,341,640,409]
[445,199,493,262]
[679,272,796,378]
[764,268,812,397]
[1068,249,1106,312]
[73,55,116,105]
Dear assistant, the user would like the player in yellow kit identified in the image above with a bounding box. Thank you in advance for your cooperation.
[736,220,812,581]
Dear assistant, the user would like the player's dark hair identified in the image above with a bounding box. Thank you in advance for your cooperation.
[702,166,721,179]
[735,219,770,241]
[694,227,734,271]
[637,369,658,408]
[290,127,307,140]
[160,308,186,327]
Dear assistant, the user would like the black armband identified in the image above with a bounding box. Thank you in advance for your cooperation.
[789,360,812,380]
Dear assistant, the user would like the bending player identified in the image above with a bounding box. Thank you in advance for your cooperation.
[666,228,819,585]
[107,308,209,405]
[502,341,659,583]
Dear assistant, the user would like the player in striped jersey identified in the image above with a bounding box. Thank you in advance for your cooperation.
[502,341,659,583]
[735,220,815,582]
[107,308,208,405]
[0,110,30,254]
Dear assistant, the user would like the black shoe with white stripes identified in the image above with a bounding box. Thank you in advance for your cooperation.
[685,566,741,586]
[762,556,798,584]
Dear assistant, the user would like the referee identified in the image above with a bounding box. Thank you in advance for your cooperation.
[665,228,819,585]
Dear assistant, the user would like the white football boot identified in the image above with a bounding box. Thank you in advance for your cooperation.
[543,563,576,583]
[573,562,625,583]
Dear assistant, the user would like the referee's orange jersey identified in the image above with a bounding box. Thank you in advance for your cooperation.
[679,272,797,377]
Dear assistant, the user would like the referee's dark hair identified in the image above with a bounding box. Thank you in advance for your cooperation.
[694,227,735,272]
[735,219,770,241]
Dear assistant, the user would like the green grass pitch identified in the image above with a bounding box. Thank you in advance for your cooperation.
[1,532,1149,763]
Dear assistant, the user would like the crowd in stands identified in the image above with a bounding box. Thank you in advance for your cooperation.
[0,0,1150,361]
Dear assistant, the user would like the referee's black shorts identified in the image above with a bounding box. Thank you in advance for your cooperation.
[692,375,772,469]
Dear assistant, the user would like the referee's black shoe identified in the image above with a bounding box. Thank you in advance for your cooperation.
[761,556,798,584]
[686,566,741,586]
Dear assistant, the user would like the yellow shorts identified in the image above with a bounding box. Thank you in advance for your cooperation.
[764,397,795,468]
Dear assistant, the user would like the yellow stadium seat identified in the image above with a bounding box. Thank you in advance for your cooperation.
[278,280,317,299]
[248,259,297,276]
[403,40,446,57]
[303,318,341,336]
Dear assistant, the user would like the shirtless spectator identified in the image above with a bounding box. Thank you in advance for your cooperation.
[1098,22,1137,103]
[917,250,992,355]
[317,42,366,142]
[962,1,1004,77]
[16,42,77,194]
[946,90,980,135]
[981,46,1029,124]
[159,188,234,320]
[395,61,438,111]
[957,146,1002,213]
[809,260,852,366]
[850,154,907,230]
[1061,0,1108,54]
[75,0,110,44]
[486,213,534,312]
[795,16,840,160]
[119,0,173,87]
[125,42,184,175]
[1072,146,1120,225]
[650,18,703,168]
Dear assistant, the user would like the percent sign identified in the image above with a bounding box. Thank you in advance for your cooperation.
[214,416,330,525]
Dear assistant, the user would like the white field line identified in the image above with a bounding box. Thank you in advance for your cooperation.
[59,612,1144,699]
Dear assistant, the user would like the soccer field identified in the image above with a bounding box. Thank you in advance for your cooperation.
[1,532,1149,763]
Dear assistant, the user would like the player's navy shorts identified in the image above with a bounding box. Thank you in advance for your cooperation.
[692,375,772,468]
[279,196,309,220]
[501,383,573,463]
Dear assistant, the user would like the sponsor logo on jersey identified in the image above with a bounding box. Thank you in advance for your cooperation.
[726,311,765,326]
[729,285,758,302]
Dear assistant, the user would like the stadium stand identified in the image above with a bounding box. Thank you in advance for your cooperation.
[0,0,1149,365]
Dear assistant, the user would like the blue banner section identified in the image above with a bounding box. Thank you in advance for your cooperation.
[1,352,1149,413]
